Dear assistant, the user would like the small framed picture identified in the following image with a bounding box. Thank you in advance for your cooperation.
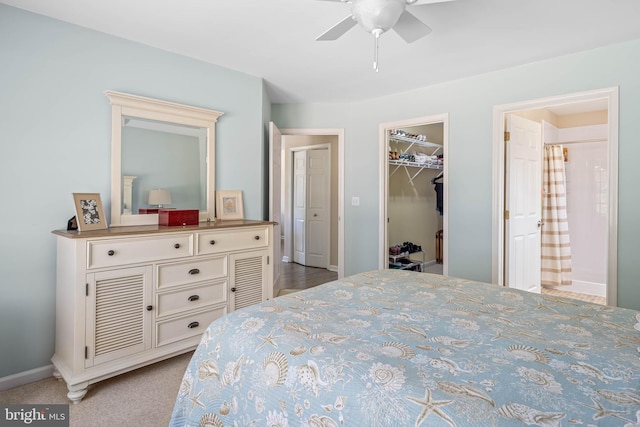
[72,193,108,231]
[216,190,244,220]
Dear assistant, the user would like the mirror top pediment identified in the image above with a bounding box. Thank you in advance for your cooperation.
[106,91,224,125]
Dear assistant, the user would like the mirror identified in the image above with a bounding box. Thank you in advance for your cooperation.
[106,91,223,226]
[121,117,206,214]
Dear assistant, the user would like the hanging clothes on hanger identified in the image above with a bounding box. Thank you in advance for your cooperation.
[432,172,443,216]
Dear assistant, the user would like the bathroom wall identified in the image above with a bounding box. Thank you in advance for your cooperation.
[545,123,608,296]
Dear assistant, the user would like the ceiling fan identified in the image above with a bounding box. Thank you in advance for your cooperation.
[316,0,455,71]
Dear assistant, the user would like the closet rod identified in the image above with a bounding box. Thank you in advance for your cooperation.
[544,138,607,145]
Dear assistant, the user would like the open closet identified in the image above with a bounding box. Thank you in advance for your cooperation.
[386,123,444,274]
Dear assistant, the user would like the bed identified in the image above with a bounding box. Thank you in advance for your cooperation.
[169,269,640,426]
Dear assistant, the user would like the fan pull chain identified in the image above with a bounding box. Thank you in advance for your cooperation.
[372,29,383,72]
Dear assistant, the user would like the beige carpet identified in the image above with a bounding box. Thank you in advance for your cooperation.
[0,352,193,426]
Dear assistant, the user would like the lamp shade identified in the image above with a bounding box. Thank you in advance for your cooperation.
[148,189,172,206]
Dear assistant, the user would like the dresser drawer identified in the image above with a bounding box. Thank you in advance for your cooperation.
[155,307,226,347]
[88,234,193,269]
[157,256,227,289]
[155,279,228,318]
[197,226,269,255]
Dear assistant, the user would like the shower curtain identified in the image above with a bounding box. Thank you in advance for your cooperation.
[541,145,572,286]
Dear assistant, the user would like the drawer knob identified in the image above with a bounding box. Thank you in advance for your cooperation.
[188,268,200,275]
[188,295,200,302]
[254,235,260,240]
[209,240,216,245]
[107,250,115,256]
[187,321,200,329]
[231,287,237,293]
[174,243,181,249]
[146,305,153,311]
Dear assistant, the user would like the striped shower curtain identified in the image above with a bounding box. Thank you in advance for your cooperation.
[541,145,572,286]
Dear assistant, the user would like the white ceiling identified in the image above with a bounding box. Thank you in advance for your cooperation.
[3,0,640,104]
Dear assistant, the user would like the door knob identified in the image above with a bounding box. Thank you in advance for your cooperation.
[537,220,545,228]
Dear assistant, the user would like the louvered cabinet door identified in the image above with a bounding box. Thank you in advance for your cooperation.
[229,249,270,311]
[85,265,153,368]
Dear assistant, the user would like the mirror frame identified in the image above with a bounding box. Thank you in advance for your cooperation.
[106,91,223,226]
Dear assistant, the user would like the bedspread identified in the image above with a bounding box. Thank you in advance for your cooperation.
[170,270,640,426]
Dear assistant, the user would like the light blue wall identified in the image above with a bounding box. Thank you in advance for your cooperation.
[273,38,640,312]
[0,5,265,377]
[261,82,273,220]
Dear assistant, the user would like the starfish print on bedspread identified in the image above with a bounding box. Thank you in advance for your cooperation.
[256,329,282,350]
[188,389,206,412]
[579,397,633,423]
[406,388,456,427]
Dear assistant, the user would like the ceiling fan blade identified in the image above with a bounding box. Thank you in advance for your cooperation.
[316,15,357,41]
[409,0,455,5]
[393,10,432,43]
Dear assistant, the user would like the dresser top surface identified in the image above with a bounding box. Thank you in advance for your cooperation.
[52,219,276,239]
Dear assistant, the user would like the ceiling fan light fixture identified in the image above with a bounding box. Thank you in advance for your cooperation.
[352,0,405,33]
[316,0,454,70]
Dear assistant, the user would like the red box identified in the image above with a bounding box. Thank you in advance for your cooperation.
[158,209,199,226]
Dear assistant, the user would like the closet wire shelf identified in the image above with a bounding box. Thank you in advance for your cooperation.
[388,133,443,184]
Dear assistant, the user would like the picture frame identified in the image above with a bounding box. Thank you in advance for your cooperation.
[72,193,108,231]
[216,190,244,220]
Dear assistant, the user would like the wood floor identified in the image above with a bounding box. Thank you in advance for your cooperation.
[274,262,337,294]
[274,262,606,306]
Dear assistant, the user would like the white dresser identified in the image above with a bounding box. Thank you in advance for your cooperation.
[51,220,274,403]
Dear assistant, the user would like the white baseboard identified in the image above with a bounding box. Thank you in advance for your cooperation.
[282,256,290,263]
[328,265,338,272]
[0,364,54,392]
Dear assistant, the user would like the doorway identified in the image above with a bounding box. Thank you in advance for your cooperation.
[379,114,449,274]
[270,127,345,281]
[492,87,619,305]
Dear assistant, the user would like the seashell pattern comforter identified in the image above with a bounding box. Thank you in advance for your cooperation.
[169,269,640,426]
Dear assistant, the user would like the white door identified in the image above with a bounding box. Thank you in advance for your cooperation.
[305,149,329,268]
[268,122,282,286]
[505,114,542,292]
[292,148,330,267]
[293,150,306,265]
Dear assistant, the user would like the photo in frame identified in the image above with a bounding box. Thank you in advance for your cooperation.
[72,193,108,231]
[216,190,244,220]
